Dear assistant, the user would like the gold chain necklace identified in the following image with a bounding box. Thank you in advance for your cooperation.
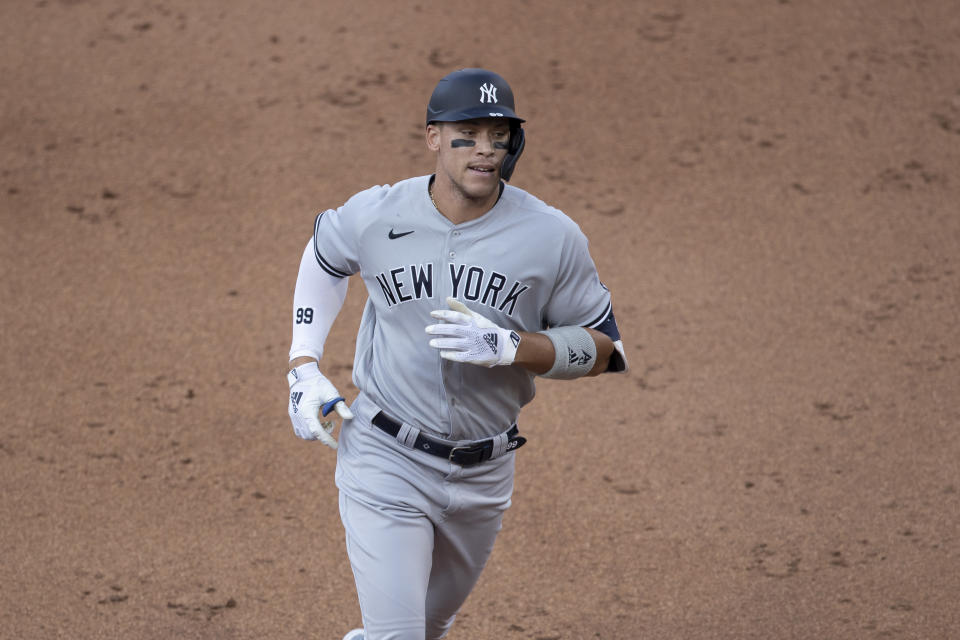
[429,183,441,213]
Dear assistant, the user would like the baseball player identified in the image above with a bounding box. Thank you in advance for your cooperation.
[286,68,627,640]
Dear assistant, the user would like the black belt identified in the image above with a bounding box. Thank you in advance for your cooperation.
[371,411,526,466]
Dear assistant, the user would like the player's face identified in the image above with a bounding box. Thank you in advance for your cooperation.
[429,119,511,201]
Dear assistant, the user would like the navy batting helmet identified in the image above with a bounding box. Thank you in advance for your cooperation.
[426,68,526,181]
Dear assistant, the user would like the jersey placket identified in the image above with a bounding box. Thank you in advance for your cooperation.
[439,224,467,439]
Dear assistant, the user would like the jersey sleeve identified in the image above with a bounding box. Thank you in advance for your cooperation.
[313,185,391,278]
[312,207,359,278]
[543,223,628,373]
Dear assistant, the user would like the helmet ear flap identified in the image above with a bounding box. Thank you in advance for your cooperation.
[501,126,525,182]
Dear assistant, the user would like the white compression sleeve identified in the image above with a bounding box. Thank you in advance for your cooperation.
[289,240,348,362]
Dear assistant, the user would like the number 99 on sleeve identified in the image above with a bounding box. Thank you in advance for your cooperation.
[295,307,314,324]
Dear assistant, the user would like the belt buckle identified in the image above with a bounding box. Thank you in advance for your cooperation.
[448,442,487,465]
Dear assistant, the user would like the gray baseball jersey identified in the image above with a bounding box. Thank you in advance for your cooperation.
[311,174,625,442]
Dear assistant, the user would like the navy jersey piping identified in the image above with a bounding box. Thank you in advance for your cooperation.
[585,300,613,330]
[587,304,621,343]
[313,212,351,278]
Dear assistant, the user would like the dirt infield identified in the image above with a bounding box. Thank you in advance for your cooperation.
[2,1,958,638]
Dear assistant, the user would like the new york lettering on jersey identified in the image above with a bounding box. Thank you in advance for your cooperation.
[374,261,529,316]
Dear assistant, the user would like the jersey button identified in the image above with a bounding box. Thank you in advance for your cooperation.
[453,231,461,237]
[449,251,456,258]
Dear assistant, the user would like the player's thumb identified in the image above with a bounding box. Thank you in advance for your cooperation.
[334,401,354,420]
[446,296,474,316]
[447,296,495,329]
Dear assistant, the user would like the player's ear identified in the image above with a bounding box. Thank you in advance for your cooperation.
[425,123,442,152]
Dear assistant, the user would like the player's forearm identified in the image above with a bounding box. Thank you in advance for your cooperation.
[585,329,616,375]
[288,239,348,365]
[514,328,614,377]
[511,332,554,375]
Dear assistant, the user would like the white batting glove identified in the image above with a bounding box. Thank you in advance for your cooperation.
[286,362,354,449]
[425,297,521,367]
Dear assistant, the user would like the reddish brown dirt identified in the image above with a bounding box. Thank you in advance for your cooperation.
[2,2,959,639]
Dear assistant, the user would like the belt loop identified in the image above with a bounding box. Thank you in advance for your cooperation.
[491,431,508,459]
[396,423,420,449]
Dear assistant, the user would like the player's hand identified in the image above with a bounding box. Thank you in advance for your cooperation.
[425,297,521,367]
[286,361,354,449]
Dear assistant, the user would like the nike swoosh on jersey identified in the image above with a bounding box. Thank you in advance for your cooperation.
[388,228,415,239]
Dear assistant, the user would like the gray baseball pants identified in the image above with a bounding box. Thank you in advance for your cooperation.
[335,397,516,640]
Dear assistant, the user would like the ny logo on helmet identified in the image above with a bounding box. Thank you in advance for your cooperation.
[479,83,498,104]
